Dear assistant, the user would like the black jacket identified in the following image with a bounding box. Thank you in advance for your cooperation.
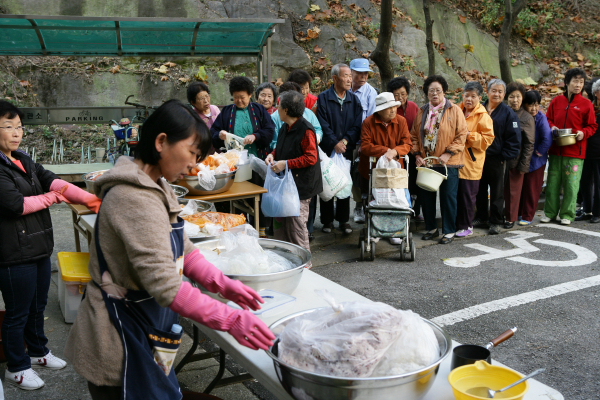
[586,112,600,159]
[484,101,521,160]
[274,117,323,200]
[0,151,58,266]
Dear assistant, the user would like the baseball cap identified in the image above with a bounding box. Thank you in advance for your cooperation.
[349,58,373,72]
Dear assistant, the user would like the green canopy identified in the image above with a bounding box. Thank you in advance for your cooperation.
[0,15,283,58]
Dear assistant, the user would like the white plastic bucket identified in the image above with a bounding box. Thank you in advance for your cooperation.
[416,156,448,192]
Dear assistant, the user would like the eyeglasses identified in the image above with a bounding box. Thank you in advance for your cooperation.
[258,93,274,99]
[0,126,24,132]
[428,89,443,95]
[197,95,210,102]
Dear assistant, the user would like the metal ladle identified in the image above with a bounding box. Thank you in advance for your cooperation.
[466,368,545,398]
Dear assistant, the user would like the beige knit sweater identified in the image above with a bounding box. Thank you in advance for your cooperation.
[64,157,195,386]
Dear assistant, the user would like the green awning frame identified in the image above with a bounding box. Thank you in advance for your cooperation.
[0,14,284,82]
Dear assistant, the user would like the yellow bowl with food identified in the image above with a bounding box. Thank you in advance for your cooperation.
[448,360,528,400]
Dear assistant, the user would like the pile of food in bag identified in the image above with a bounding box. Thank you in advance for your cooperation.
[187,151,240,176]
[278,291,440,378]
[179,200,245,237]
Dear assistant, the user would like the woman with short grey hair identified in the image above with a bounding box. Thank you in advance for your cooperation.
[255,82,278,114]
[456,81,494,237]
[265,90,323,251]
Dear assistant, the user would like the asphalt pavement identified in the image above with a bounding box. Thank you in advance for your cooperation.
[2,202,599,399]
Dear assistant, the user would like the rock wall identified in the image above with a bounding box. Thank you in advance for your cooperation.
[1,0,543,108]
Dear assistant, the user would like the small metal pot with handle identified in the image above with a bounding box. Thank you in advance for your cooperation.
[451,327,517,370]
[554,128,577,147]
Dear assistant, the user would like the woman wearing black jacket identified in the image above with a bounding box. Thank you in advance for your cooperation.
[0,101,100,391]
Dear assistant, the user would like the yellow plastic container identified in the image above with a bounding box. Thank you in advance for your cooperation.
[57,252,91,323]
[448,360,528,400]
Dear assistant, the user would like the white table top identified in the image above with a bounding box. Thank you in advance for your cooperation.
[79,214,96,232]
[194,270,563,400]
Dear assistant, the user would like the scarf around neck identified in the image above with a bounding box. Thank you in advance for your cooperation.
[423,98,446,160]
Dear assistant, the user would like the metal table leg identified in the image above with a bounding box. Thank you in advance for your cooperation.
[71,210,81,252]
[254,194,260,231]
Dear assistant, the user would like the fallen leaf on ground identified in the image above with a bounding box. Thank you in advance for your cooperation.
[160,76,169,81]
[571,15,583,23]
[576,53,585,61]
[313,45,322,53]
[154,65,168,74]
[163,62,176,68]
[344,33,357,42]
[310,4,320,11]
[305,14,315,22]
[459,15,466,24]
[307,27,321,40]
[349,3,361,12]
[109,65,120,74]
[275,78,284,86]
[511,59,519,66]
[317,57,328,66]
[19,80,30,87]
[463,44,474,53]
[179,77,191,83]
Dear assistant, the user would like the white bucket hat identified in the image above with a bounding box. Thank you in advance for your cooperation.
[374,92,401,113]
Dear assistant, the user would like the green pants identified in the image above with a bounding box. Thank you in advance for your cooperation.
[544,155,584,221]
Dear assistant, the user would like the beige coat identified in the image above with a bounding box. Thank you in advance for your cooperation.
[410,99,468,167]
[64,157,195,386]
[458,102,495,180]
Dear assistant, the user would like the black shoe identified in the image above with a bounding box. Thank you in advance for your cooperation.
[504,221,514,229]
[472,218,487,227]
[341,223,353,236]
[422,230,440,240]
[489,224,501,235]
[322,223,334,233]
[575,213,593,221]
[439,235,454,244]
[308,233,315,242]
[591,216,600,223]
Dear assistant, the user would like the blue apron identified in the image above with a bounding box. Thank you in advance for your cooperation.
[93,192,185,400]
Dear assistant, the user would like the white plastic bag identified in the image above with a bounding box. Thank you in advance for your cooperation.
[214,163,230,175]
[261,163,301,218]
[197,164,217,190]
[183,221,200,237]
[369,156,411,209]
[318,148,349,202]
[331,152,352,199]
[278,291,440,378]
[249,154,267,180]
[179,200,198,217]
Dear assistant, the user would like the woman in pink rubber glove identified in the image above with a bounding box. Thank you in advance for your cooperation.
[0,100,102,391]
[64,100,275,400]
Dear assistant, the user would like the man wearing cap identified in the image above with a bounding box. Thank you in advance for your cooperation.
[359,92,413,244]
[349,58,378,223]
[317,63,364,235]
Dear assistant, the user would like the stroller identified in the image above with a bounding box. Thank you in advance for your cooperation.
[358,155,415,261]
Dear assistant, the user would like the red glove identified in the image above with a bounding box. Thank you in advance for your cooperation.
[50,179,101,213]
[183,249,264,311]
[170,281,274,351]
[22,189,67,215]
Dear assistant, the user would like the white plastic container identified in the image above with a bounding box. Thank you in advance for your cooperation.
[57,252,91,323]
[234,161,252,182]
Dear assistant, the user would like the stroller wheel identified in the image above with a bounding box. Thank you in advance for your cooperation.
[409,233,416,261]
[369,241,376,261]
[360,240,365,261]
[358,230,365,249]
[399,239,406,261]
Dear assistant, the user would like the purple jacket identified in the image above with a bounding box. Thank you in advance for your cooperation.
[529,111,553,172]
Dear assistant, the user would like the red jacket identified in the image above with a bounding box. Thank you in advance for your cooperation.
[546,93,598,159]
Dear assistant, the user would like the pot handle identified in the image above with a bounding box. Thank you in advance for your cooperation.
[422,156,448,179]
[485,327,517,349]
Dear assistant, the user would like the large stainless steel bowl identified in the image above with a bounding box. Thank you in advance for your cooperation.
[177,198,214,211]
[176,170,236,195]
[266,309,451,400]
[81,170,109,193]
[193,239,309,296]
[555,128,576,146]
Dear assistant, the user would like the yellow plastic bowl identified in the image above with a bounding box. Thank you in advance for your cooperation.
[448,360,529,400]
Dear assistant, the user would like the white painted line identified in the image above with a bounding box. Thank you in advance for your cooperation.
[538,224,600,237]
[431,274,600,327]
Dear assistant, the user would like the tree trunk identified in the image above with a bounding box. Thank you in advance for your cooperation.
[498,0,528,84]
[370,0,394,91]
[423,0,436,76]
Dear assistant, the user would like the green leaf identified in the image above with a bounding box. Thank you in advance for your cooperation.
[523,77,538,85]
[194,66,208,82]
[310,4,320,12]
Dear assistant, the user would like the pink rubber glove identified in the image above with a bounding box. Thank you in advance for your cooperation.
[184,249,264,311]
[22,188,67,215]
[50,179,101,213]
[170,281,275,350]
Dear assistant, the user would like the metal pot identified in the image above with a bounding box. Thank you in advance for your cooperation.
[193,239,309,296]
[450,327,517,370]
[266,309,451,400]
[176,170,236,195]
[554,128,576,147]
[81,169,109,193]
[169,184,189,198]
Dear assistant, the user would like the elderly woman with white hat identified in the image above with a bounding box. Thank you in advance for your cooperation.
[359,92,413,244]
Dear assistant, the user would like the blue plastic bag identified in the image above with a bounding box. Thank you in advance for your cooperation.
[261,162,301,218]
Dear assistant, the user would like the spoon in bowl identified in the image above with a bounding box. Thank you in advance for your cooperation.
[466,368,545,398]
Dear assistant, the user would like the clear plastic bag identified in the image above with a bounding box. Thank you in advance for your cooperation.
[331,152,352,199]
[278,291,439,378]
[318,148,349,202]
[179,200,198,217]
[249,154,267,180]
[261,162,300,218]
[197,163,217,190]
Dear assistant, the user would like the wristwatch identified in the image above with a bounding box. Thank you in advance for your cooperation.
[342,139,348,146]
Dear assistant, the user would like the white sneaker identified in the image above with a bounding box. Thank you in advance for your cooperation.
[354,206,365,223]
[5,368,45,390]
[540,214,552,223]
[560,218,571,225]
[389,238,402,245]
[31,351,67,370]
